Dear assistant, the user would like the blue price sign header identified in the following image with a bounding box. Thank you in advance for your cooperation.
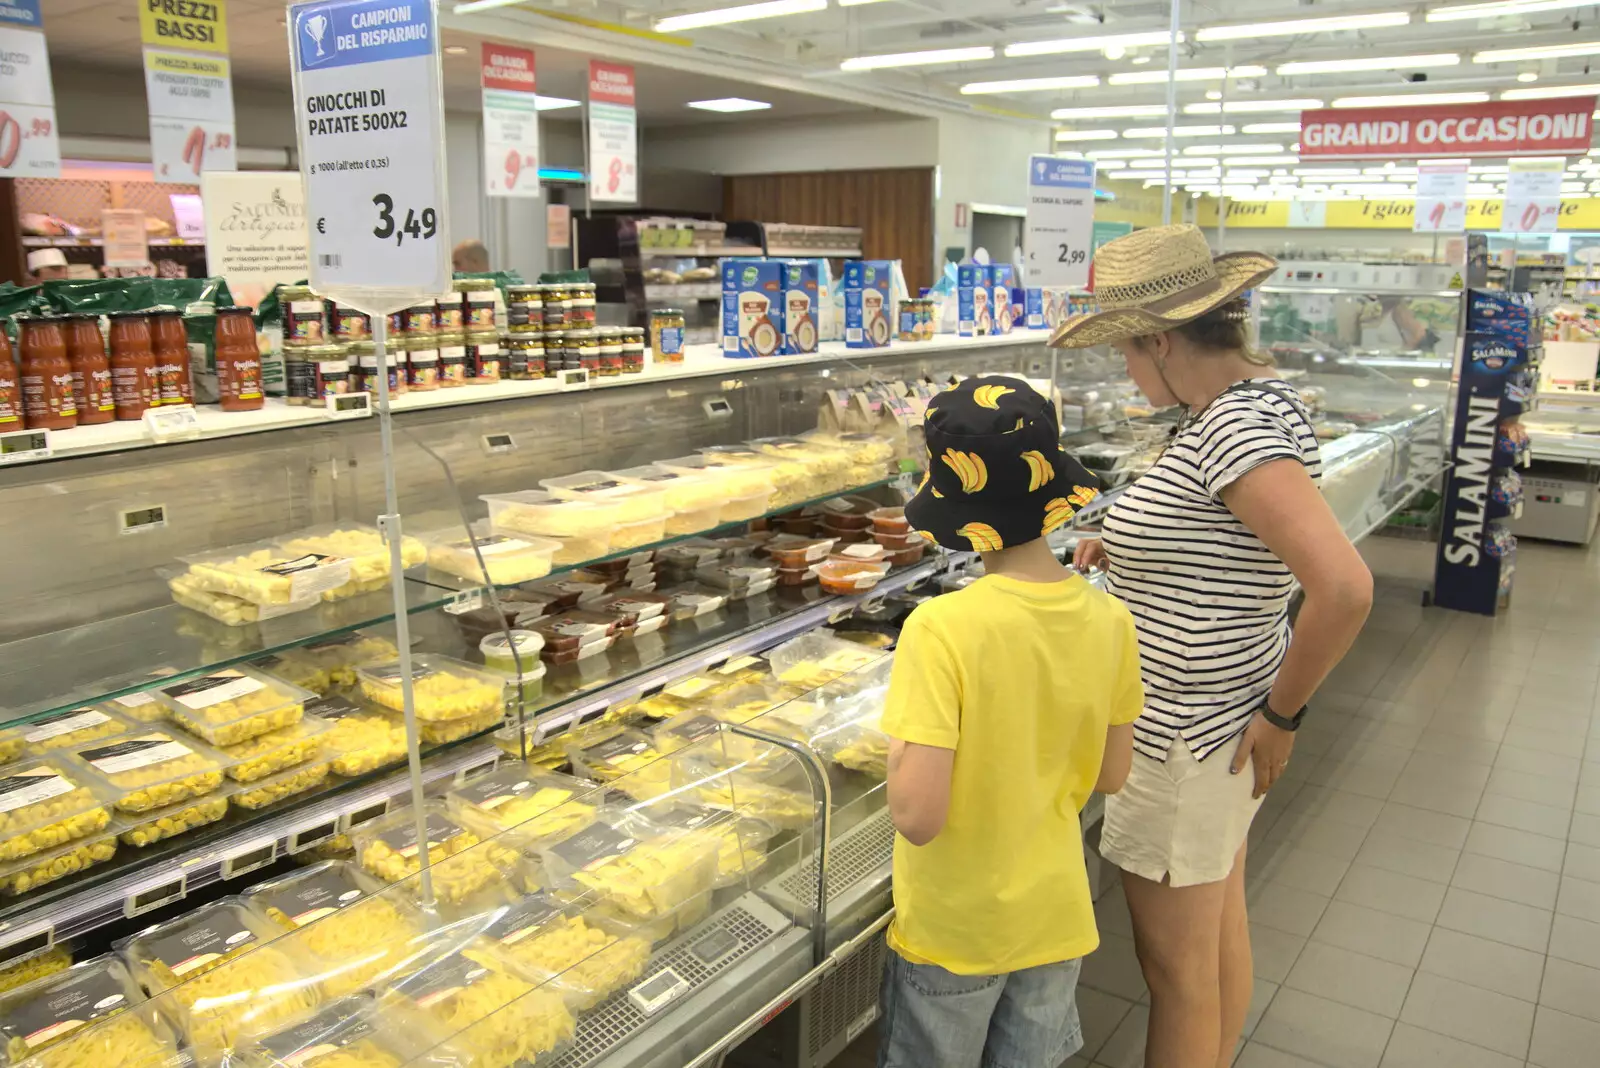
[0,1,41,27]
[292,0,435,72]
[1030,158,1096,190]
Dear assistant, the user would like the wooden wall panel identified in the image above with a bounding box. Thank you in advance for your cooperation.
[722,168,935,292]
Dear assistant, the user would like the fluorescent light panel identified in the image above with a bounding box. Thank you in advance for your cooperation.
[1087,147,1168,157]
[1054,129,1120,141]
[1196,12,1411,41]
[1185,98,1324,114]
[1006,31,1183,57]
[962,75,1100,94]
[1122,124,1236,137]
[1052,104,1172,119]
[1501,83,1600,100]
[536,96,582,111]
[1428,0,1596,21]
[1242,122,1302,133]
[1333,91,1490,106]
[1276,53,1459,75]
[1474,42,1600,62]
[1183,142,1284,153]
[654,0,825,32]
[841,46,994,70]
[687,97,772,112]
[1107,65,1267,84]
[1225,155,1302,165]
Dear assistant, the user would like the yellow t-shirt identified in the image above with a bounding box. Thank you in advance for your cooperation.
[881,572,1145,975]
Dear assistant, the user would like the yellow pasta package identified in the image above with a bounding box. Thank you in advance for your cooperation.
[352,804,529,904]
[153,668,311,748]
[446,767,600,849]
[384,945,573,1068]
[67,729,232,816]
[0,759,112,862]
[539,814,718,938]
[477,894,651,1011]
[0,955,181,1068]
[237,993,461,1068]
[0,945,70,995]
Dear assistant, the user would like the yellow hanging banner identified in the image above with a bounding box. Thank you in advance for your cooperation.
[139,0,229,54]
[1196,196,1600,230]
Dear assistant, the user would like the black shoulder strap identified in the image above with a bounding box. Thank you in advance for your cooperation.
[1216,379,1314,438]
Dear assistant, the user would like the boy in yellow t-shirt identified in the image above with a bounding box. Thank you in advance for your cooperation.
[878,375,1143,1068]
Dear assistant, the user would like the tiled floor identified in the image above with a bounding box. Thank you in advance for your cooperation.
[1067,533,1600,1068]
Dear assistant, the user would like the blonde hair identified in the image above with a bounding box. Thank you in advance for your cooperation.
[1132,298,1273,367]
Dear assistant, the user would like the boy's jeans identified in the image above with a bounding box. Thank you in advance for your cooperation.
[877,949,1084,1068]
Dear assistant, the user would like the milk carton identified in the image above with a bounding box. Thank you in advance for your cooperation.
[1025,288,1046,329]
[992,264,1017,335]
[844,260,894,349]
[958,264,992,337]
[783,261,820,355]
[721,259,785,358]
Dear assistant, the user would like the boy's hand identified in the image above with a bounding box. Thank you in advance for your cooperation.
[1230,712,1295,798]
[1073,537,1108,572]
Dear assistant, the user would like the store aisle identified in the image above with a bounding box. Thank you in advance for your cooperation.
[1071,533,1600,1068]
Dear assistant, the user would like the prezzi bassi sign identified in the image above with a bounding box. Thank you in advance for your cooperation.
[1300,96,1596,159]
[139,0,229,54]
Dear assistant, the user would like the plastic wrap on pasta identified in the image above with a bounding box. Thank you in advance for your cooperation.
[472,893,652,1011]
[538,810,718,939]
[120,900,320,1062]
[230,762,331,811]
[351,804,530,904]
[19,707,132,756]
[251,635,401,697]
[0,944,70,995]
[220,719,330,783]
[0,955,183,1068]
[276,525,426,601]
[445,767,601,849]
[765,633,884,691]
[232,994,462,1068]
[0,758,113,862]
[671,739,816,831]
[66,728,233,816]
[695,679,796,726]
[564,731,672,800]
[305,695,409,778]
[0,831,118,896]
[0,723,23,766]
[241,862,420,999]
[153,669,311,748]
[808,698,889,779]
[355,657,505,724]
[119,787,238,848]
[381,938,572,1068]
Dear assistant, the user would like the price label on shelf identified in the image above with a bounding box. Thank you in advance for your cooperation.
[1024,155,1095,289]
[289,0,449,297]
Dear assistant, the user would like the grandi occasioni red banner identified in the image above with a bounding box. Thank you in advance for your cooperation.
[1300,96,1597,159]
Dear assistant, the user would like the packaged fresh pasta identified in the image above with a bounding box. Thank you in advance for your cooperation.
[154,668,310,747]
[673,740,815,830]
[473,893,651,1011]
[235,994,455,1068]
[445,767,600,848]
[810,703,889,779]
[0,759,112,861]
[0,831,118,896]
[766,633,883,691]
[19,707,130,756]
[308,695,410,778]
[0,724,22,766]
[0,944,70,995]
[120,899,320,1061]
[242,862,420,999]
[230,761,331,811]
[220,718,330,783]
[0,955,180,1068]
[176,538,354,607]
[645,803,776,889]
[119,788,236,848]
[416,707,503,747]
[351,804,526,904]
[68,729,232,815]
[422,525,560,586]
[565,732,671,799]
[355,656,505,723]
[252,634,399,697]
[539,811,718,934]
[276,525,426,601]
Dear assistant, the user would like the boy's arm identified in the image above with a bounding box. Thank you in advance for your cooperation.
[881,611,962,847]
[887,740,955,846]
[1096,607,1146,795]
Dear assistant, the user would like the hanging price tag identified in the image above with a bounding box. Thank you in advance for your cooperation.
[1024,155,1096,289]
[289,0,449,299]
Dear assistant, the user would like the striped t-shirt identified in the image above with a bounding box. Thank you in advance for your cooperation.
[1101,379,1322,762]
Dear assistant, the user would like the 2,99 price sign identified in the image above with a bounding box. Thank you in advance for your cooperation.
[1024,156,1096,290]
[289,0,448,295]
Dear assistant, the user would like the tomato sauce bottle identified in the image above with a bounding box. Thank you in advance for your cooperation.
[108,312,158,420]
[215,305,264,411]
[0,328,20,432]
[19,315,76,430]
[64,313,114,425]
[149,310,194,405]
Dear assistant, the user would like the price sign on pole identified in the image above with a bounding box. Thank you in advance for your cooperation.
[482,42,539,199]
[0,0,59,178]
[1024,155,1096,289]
[288,0,450,302]
[1502,158,1564,234]
[587,61,637,204]
[1415,161,1469,233]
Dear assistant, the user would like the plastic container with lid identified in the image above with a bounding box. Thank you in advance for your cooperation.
[103,685,170,724]
[521,576,607,611]
[278,524,426,600]
[525,613,616,664]
[592,591,671,635]
[885,541,929,567]
[19,705,130,756]
[0,828,119,897]
[764,535,838,569]
[776,564,821,587]
[804,430,897,466]
[830,542,892,567]
[0,954,180,1067]
[255,633,399,697]
[422,523,559,586]
[235,994,463,1068]
[669,589,727,622]
[446,766,600,848]
[610,511,669,550]
[871,527,919,550]
[657,453,777,500]
[117,785,237,847]
[69,727,234,814]
[468,891,652,1011]
[868,505,911,534]
[177,536,356,607]
[810,701,890,779]
[539,471,668,523]
[241,860,421,999]
[219,717,330,783]
[351,802,526,903]
[166,570,314,627]
[671,737,815,831]
[478,631,548,704]
[538,807,718,933]
[229,759,331,810]
[0,757,113,862]
[154,666,311,746]
[307,694,409,778]
[481,489,619,565]
[565,731,670,798]
[628,793,778,890]
[355,654,506,723]
[767,632,886,691]
[118,898,320,1060]
[701,679,792,725]
[695,562,777,592]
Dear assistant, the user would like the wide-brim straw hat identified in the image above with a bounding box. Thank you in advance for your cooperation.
[1049,224,1278,349]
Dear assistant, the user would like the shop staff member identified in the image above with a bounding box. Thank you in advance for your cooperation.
[27,248,69,282]
[878,376,1143,1068]
[452,239,490,274]
[1060,225,1372,1068]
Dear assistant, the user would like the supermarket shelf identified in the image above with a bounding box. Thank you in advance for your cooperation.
[643,283,720,302]
[766,247,862,258]
[0,549,969,957]
[0,332,1053,469]
[1530,427,1600,461]
[639,244,762,258]
[19,236,204,248]
[1259,285,1462,299]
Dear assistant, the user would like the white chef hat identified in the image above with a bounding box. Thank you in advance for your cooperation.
[27,248,67,272]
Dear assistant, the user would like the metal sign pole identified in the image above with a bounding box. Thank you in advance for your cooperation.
[1162,0,1181,225]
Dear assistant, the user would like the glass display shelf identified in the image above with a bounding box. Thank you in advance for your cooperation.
[0,478,902,728]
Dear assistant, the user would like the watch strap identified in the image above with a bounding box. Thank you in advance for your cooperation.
[1261,701,1306,732]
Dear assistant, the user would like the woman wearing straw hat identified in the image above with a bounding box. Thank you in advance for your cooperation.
[1055,225,1373,1068]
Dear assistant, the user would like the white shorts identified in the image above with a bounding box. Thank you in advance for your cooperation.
[1099,733,1263,888]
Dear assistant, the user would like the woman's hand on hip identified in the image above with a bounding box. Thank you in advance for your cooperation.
[1230,712,1296,799]
[1073,537,1108,572]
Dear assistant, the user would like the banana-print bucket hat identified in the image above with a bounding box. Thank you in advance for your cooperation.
[907,376,1102,553]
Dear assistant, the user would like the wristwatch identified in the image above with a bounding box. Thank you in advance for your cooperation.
[1261,700,1307,732]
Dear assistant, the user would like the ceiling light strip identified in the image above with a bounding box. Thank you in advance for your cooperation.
[1005,31,1183,58]
[1332,91,1492,107]
[841,46,995,70]
[1276,53,1460,75]
[1427,0,1595,21]
[1195,12,1411,41]
[963,76,1101,94]
[654,0,826,33]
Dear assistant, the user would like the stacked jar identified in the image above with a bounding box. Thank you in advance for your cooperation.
[506,285,542,336]
[595,327,623,377]
[349,341,405,397]
[459,279,498,333]
[286,342,350,404]
[650,308,685,364]
[504,333,545,380]
[437,287,466,334]
[280,284,330,405]
[327,299,371,343]
[621,327,646,374]
[568,282,597,331]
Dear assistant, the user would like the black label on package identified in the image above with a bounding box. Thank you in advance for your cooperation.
[2,964,131,1049]
[304,694,365,722]
[639,471,680,482]
[368,664,436,686]
[258,995,381,1061]
[643,804,714,832]
[571,478,624,493]
[549,821,635,871]
[390,951,489,1006]
[666,716,723,744]
[376,813,463,856]
[456,771,535,807]
[141,911,258,978]
[78,735,187,767]
[486,894,563,945]
[584,733,649,763]
[261,553,338,575]
[254,867,363,926]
